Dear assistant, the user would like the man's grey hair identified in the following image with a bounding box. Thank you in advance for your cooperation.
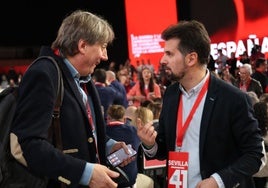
[52,10,114,57]
[241,63,253,75]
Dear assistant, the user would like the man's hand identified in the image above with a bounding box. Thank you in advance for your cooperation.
[89,164,119,188]
[196,177,219,188]
[136,118,157,148]
[110,142,135,167]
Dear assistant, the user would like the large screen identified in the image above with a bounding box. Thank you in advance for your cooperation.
[124,0,178,72]
[190,0,268,59]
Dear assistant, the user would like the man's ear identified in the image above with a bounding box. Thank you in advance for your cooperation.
[78,39,88,55]
[187,52,198,66]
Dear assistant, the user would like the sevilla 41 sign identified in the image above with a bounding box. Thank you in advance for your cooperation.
[168,151,189,188]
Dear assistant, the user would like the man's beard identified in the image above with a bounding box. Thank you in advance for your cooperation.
[166,68,186,82]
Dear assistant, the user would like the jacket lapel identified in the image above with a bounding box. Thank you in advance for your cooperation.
[58,61,88,118]
[164,82,181,150]
[199,74,218,159]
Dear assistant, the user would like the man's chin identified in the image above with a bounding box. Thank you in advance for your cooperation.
[165,69,172,75]
[168,73,180,82]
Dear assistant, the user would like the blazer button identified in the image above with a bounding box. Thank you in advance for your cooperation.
[88,137,94,143]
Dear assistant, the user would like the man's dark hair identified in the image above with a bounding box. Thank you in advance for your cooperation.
[93,68,107,83]
[161,20,211,65]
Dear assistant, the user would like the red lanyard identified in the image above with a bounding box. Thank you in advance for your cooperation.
[82,84,95,131]
[85,102,95,131]
[82,83,100,162]
[176,76,210,147]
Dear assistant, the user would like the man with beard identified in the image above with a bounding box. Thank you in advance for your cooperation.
[136,20,264,188]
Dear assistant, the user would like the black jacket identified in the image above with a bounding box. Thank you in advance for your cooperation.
[154,73,263,188]
[11,46,109,188]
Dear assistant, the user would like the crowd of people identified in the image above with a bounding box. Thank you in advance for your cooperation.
[0,67,22,92]
[211,45,268,98]
[1,9,268,188]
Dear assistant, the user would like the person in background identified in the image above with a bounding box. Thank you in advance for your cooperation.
[260,93,268,104]
[136,20,264,188]
[123,58,138,80]
[251,58,268,94]
[10,10,133,188]
[7,66,18,83]
[239,51,250,65]
[106,70,128,108]
[146,59,155,73]
[124,105,138,126]
[156,62,172,96]
[246,91,260,106]
[234,63,263,98]
[146,101,162,132]
[108,61,117,72]
[250,45,265,67]
[0,74,9,89]
[106,104,141,188]
[252,101,268,188]
[220,65,237,85]
[207,54,216,72]
[215,49,228,76]
[226,51,238,78]
[8,78,17,87]
[131,106,154,169]
[117,67,135,93]
[92,68,121,121]
[133,106,154,127]
[253,103,268,139]
[127,66,161,107]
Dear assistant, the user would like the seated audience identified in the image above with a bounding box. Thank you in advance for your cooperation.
[106,104,141,188]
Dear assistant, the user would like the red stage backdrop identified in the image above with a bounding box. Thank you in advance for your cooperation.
[191,0,268,60]
[124,0,178,73]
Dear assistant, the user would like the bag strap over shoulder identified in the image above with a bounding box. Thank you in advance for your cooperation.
[30,56,64,106]
[31,56,64,151]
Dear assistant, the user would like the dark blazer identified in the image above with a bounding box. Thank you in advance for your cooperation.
[154,73,263,188]
[11,46,109,188]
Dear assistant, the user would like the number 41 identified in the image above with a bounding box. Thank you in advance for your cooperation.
[169,169,187,188]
